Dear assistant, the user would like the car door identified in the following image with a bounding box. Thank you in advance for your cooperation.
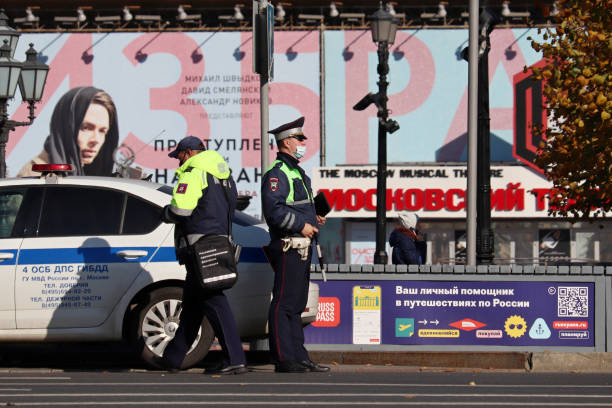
[15,185,161,329]
[0,187,29,329]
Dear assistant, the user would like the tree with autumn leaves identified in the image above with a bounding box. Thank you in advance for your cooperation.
[527,0,610,219]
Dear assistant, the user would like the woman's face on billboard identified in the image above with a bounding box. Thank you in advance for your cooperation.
[77,102,109,165]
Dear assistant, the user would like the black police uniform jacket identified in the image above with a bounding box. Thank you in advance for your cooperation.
[261,152,317,241]
[162,150,237,262]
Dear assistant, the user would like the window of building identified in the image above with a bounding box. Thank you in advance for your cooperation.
[596,226,612,263]
[575,231,596,262]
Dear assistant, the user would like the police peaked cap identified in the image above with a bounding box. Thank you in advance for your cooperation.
[167,136,205,158]
[268,116,307,142]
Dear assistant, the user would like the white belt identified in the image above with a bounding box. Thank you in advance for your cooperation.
[281,237,311,260]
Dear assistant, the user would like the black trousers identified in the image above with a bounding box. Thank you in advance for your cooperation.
[163,261,246,369]
[267,239,312,364]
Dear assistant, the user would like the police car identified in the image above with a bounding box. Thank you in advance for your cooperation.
[0,165,319,368]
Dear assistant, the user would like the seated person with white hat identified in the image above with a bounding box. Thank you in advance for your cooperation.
[389,212,426,265]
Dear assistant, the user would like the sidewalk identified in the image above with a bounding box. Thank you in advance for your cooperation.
[304,351,612,372]
[308,351,529,371]
[2,343,610,372]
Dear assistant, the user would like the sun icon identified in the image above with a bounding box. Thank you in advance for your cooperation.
[504,315,527,338]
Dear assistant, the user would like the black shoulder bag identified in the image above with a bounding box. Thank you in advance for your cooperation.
[190,178,240,291]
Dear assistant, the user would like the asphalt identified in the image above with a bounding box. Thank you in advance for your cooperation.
[5,370,612,408]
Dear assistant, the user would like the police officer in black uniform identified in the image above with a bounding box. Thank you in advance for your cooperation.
[157,136,247,375]
[262,117,330,373]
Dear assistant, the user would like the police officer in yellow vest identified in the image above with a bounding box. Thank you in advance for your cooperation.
[262,117,330,373]
[158,136,247,375]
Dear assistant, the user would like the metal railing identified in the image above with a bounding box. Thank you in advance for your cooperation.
[310,263,612,275]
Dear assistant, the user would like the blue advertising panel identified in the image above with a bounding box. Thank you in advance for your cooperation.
[306,280,595,347]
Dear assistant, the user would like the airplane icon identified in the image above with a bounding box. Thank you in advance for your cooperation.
[395,318,415,337]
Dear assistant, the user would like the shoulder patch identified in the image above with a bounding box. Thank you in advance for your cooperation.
[176,183,188,194]
[269,177,279,192]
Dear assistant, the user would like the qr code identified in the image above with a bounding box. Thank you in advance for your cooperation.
[557,286,588,317]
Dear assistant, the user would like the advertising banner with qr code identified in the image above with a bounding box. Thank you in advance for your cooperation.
[305,280,595,347]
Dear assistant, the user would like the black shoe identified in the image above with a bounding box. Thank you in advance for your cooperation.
[152,356,181,373]
[275,361,308,373]
[204,361,225,373]
[205,363,248,375]
[300,360,330,372]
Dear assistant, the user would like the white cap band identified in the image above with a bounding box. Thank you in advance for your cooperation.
[275,127,304,141]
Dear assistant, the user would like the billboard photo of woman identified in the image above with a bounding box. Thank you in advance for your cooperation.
[17,86,119,177]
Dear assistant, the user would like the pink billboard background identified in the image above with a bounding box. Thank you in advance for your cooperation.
[6,31,321,218]
[6,29,543,217]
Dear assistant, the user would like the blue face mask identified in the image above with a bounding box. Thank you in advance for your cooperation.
[293,145,306,160]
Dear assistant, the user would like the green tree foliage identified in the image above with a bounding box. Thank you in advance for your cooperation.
[527,0,611,219]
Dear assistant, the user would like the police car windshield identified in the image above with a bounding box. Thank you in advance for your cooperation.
[156,184,261,227]
[157,185,174,195]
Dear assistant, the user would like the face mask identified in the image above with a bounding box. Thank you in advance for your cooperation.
[293,145,306,160]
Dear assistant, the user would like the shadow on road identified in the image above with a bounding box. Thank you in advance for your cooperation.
[0,343,273,372]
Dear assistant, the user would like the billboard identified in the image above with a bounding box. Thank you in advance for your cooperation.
[6,28,546,218]
[313,164,555,218]
[306,279,595,347]
[6,31,321,219]
[324,28,545,165]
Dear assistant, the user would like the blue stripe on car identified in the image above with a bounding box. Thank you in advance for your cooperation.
[0,249,18,265]
[239,246,269,264]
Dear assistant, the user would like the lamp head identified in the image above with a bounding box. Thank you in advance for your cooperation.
[479,8,500,36]
[550,1,559,16]
[233,5,244,20]
[0,8,21,58]
[501,1,511,17]
[18,43,49,102]
[123,7,133,21]
[329,2,339,18]
[276,4,285,21]
[0,39,23,99]
[25,7,36,22]
[177,6,188,20]
[77,8,87,23]
[370,2,398,44]
[437,2,447,18]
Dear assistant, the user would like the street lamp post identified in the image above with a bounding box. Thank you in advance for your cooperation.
[0,9,49,178]
[475,9,498,264]
[353,3,399,265]
[462,9,499,264]
[373,38,390,265]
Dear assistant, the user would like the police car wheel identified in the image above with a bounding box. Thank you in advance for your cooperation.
[131,286,215,369]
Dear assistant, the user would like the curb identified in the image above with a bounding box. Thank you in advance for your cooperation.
[308,351,530,370]
[530,352,612,372]
[306,351,612,372]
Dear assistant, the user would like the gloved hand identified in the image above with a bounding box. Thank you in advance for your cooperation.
[161,205,175,224]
